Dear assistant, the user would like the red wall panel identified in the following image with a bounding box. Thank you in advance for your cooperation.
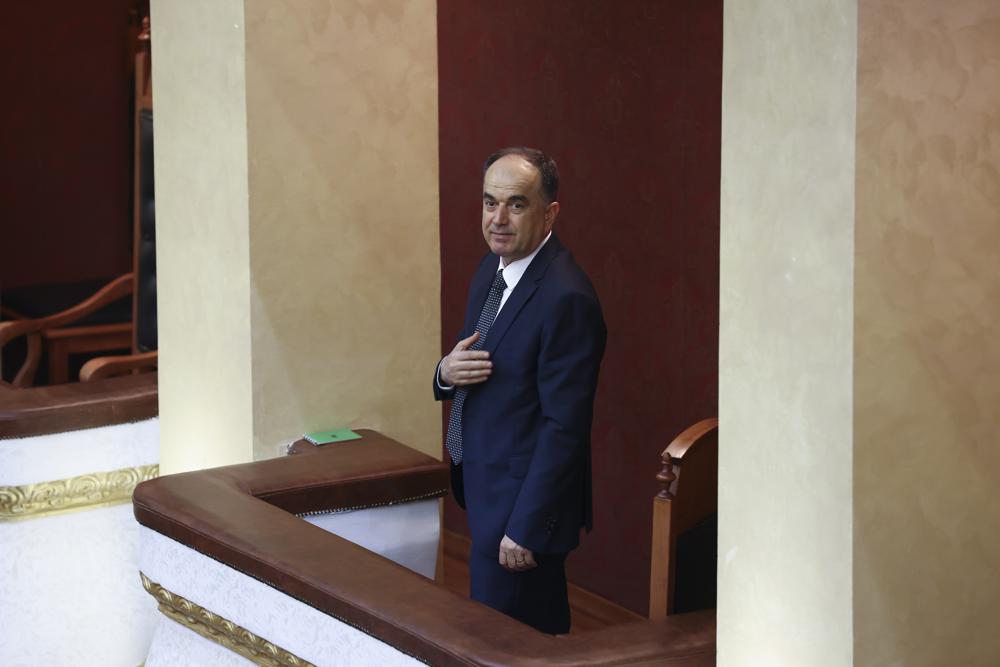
[1,2,136,289]
[438,0,722,615]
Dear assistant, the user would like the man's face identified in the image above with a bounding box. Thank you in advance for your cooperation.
[482,155,559,264]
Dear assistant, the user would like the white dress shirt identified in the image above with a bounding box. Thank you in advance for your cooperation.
[494,231,552,317]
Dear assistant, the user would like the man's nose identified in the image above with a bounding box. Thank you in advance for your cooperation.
[492,204,509,226]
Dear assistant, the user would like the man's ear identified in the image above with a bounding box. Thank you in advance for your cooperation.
[545,201,560,230]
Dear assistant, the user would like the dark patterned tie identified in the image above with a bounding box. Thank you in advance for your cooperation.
[445,268,507,464]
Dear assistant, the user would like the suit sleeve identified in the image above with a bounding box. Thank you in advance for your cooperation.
[504,290,606,553]
[433,358,456,401]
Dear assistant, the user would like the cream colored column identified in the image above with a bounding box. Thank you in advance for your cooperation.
[152,0,440,473]
[152,0,254,474]
[719,1,857,665]
[722,1,1000,665]
[853,2,1000,665]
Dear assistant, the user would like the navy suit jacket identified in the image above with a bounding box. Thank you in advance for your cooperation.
[435,234,606,557]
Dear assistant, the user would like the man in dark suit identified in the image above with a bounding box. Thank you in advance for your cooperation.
[434,147,606,634]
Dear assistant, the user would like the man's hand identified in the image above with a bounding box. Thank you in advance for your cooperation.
[440,332,492,386]
[499,534,537,572]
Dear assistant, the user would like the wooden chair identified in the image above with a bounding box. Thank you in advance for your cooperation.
[0,17,156,386]
[0,277,136,386]
[82,16,157,382]
[649,417,718,619]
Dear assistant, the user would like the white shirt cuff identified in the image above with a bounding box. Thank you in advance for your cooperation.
[436,360,455,391]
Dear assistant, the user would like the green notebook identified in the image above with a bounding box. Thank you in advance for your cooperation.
[303,428,362,446]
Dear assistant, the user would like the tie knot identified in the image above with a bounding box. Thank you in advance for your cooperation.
[493,269,507,292]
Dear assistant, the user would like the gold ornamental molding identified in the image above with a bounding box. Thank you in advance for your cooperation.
[0,464,159,521]
[140,572,315,667]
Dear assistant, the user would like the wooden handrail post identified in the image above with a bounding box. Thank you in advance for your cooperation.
[649,454,675,619]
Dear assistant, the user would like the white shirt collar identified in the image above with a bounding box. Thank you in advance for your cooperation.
[496,231,552,292]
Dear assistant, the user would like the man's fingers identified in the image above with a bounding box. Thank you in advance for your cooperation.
[454,359,492,370]
[455,331,480,351]
[452,351,491,362]
[498,544,536,572]
[449,361,493,386]
[500,546,519,571]
[440,348,491,387]
[457,367,492,379]
[498,536,536,571]
[514,557,535,571]
[514,548,535,571]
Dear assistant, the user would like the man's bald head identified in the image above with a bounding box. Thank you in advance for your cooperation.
[483,147,559,204]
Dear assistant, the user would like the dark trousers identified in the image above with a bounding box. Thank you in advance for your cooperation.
[468,549,570,635]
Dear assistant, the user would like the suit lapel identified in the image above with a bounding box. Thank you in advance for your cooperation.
[484,234,563,355]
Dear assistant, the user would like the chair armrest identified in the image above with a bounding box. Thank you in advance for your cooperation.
[80,351,158,382]
[663,418,719,461]
[0,273,134,348]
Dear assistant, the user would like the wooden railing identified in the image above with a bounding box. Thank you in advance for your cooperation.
[0,371,157,437]
[134,431,715,666]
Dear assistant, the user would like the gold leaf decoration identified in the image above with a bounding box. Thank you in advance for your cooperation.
[0,464,158,521]
[140,573,316,667]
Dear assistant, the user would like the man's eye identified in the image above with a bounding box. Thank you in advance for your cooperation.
[485,201,497,209]
[511,203,524,210]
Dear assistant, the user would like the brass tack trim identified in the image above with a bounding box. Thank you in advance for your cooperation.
[295,487,447,518]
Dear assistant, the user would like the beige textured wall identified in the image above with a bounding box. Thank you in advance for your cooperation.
[719,2,857,665]
[151,0,254,474]
[854,2,1000,665]
[244,0,441,459]
[153,0,440,470]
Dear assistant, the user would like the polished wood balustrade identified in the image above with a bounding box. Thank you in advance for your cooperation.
[0,372,157,438]
[133,430,715,666]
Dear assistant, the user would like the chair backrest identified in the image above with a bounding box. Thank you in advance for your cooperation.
[648,418,718,619]
[133,17,157,354]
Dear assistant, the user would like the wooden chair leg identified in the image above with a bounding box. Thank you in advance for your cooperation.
[649,496,672,620]
[13,333,42,388]
[47,338,70,385]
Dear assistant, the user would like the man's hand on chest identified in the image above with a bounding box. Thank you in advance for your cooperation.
[439,331,493,387]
